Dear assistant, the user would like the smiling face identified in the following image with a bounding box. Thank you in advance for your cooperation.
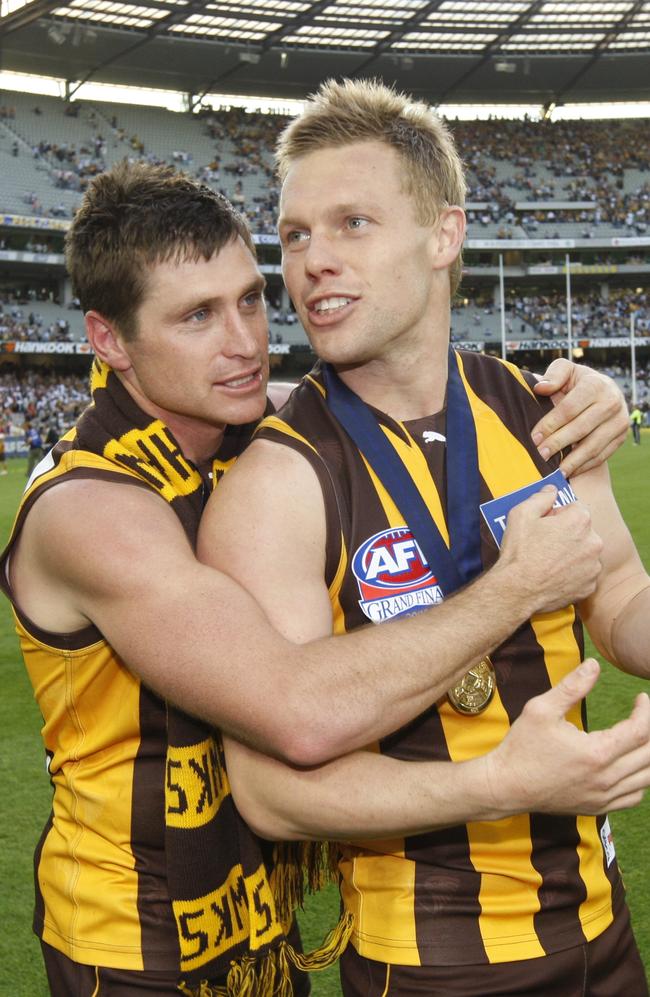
[279,140,459,373]
[115,237,269,442]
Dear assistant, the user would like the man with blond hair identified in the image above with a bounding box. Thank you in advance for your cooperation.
[202,80,650,996]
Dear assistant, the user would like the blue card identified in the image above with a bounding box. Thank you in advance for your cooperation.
[480,469,577,548]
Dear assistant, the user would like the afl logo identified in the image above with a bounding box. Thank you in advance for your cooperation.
[352,527,432,589]
[352,527,444,623]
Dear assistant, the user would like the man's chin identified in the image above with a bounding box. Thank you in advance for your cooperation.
[220,394,268,426]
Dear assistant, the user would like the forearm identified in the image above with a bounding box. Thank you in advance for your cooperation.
[225,738,500,842]
[287,557,541,763]
[229,661,650,842]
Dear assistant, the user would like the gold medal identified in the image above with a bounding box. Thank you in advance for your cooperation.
[448,657,496,715]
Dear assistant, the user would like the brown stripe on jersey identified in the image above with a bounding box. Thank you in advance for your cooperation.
[412,823,486,964]
[529,813,588,953]
[382,706,487,964]
[491,622,553,722]
[132,685,180,969]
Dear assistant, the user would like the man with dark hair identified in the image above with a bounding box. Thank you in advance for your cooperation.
[203,80,650,996]
[0,159,637,997]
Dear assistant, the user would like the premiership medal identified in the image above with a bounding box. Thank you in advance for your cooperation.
[447,656,496,715]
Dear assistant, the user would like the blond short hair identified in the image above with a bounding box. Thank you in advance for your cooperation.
[276,78,466,294]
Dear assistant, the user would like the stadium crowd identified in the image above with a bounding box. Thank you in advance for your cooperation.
[4,98,650,234]
[0,368,90,436]
[0,296,73,343]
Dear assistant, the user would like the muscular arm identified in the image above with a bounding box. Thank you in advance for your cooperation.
[225,660,650,841]
[573,463,650,678]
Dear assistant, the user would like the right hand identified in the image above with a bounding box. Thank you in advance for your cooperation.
[482,658,650,817]
[497,485,603,614]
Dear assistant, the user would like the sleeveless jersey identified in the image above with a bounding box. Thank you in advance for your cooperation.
[254,350,624,967]
[0,440,245,971]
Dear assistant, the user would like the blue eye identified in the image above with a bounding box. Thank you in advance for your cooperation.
[285,229,309,245]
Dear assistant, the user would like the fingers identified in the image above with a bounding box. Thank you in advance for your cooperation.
[531,366,628,472]
[588,694,650,812]
[500,492,603,612]
[532,404,606,463]
[525,659,601,722]
[558,430,628,478]
[600,691,650,759]
[533,357,573,395]
[506,483,558,523]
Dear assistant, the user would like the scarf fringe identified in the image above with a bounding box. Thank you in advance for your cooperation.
[272,840,341,921]
[178,911,354,997]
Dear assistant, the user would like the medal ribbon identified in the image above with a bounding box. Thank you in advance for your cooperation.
[322,346,483,596]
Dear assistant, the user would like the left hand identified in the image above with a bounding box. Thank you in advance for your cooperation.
[531,359,628,477]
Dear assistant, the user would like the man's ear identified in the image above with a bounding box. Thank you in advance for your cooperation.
[85,311,132,371]
[430,206,466,272]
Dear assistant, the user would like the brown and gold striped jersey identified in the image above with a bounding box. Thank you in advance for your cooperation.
[0,446,181,970]
[255,349,624,967]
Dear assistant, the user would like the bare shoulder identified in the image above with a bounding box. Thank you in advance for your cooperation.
[216,435,320,481]
[198,437,331,641]
[200,436,326,554]
[11,476,192,632]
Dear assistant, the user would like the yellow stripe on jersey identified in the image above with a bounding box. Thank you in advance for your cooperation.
[576,813,615,940]
[469,816,545,962]
[16,616,146,968]
[361,424,449,545]
[306,373,326,397]
[527,607,614,936]
[457,353,541,492]
[254,415,321,454]
[340,850,420,965]
[494,356,538,400]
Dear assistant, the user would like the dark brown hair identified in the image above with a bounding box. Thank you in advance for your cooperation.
[65,160,256,339]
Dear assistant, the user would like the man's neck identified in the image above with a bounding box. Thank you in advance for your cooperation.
[335,337,450,423]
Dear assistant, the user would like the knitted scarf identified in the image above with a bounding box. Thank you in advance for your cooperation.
[71,359,350,995]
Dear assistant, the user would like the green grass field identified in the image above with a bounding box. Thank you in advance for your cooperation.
[0,432,648,996]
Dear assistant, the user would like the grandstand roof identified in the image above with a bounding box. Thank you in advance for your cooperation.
[1,0,650,107]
